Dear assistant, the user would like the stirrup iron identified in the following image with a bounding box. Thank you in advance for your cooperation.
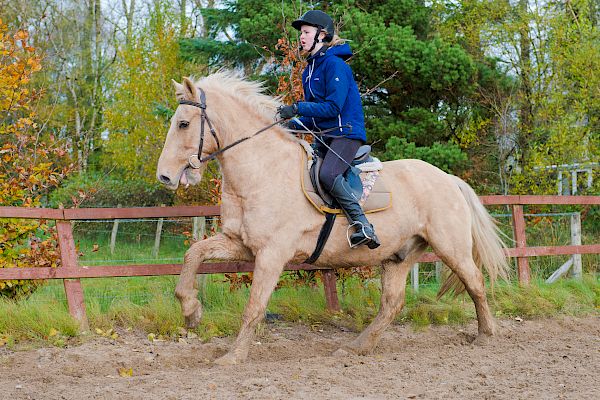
[346,221,372,249]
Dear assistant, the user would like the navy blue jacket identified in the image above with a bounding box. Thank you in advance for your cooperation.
[290,44,367,143]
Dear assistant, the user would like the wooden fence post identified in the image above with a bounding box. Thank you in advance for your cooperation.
[570,212,582,279]
[211,216,219,234]
[56,219,89,330]
[109,204,121,255]
[193,216,207,299]
[321,270,340,312]
[435,261,443,283]
[152,204,165,258]
[411,263,419,292]
[511,204,530,284]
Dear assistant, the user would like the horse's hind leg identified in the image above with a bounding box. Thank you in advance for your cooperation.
[337,260,411,356]
[335,238,426,356]
[445,256,495,337]
[432,236,496,337]
[175,233,251,328]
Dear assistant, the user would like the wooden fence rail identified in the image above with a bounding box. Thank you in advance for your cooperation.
[1,195,599,329]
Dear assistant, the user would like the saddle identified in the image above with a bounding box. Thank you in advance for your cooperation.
[300,142,392,214]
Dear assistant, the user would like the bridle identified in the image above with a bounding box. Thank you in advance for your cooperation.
[178,88,220,169]
[178,87,286,169]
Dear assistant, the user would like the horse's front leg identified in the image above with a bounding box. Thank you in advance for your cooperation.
[175,233,251,328]
[214,247,288,365]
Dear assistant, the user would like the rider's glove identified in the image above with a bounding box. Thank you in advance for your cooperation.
[277,103,298,119]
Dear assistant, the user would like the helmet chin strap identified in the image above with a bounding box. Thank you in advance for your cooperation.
[309,27,322,53]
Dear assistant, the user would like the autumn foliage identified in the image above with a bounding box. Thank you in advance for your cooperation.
[0,19,71,298]
[274,36,306,105]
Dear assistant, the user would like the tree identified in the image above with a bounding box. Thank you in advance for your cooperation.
[0,0,118,172]
[182,0,480,178]
[0,20,71,298]
[430,0,599,194]
[102,2,185,180]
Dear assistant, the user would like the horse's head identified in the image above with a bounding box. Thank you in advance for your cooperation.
[156,77,217,190]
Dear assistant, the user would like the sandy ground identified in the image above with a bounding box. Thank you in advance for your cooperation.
[0,316,598,400]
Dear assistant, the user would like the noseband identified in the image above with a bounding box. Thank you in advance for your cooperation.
[178,88,286,168]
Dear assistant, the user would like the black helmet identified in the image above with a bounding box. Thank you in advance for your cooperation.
[292,10,334,41]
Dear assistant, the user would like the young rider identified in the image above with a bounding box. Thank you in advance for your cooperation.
[278,10,380,249]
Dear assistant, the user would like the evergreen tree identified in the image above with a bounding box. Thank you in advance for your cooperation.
[182,0,491,177]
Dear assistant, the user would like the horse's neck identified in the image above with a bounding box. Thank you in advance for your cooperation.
[219,126,300,199]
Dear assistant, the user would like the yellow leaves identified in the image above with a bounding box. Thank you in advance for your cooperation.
[46,328,67,347]
[14,30,28,41]
[147,332,165,342]
[117,367,133,377]
[95,328,119,340]
[0,24,40,115]
[0,335,9,347]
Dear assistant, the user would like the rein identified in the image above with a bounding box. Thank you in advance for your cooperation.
[179,88,287,168]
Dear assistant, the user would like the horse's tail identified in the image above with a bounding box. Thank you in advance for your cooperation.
[438,175,511,297]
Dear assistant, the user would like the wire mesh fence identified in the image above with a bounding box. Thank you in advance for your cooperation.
[11,209,600,306]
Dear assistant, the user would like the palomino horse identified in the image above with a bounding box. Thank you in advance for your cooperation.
[156,72,509,365]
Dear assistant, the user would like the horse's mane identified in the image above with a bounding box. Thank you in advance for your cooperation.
[194,71,282,120]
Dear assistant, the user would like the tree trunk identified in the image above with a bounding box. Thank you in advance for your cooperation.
[180,0,188,36]
[122,0,136,45]
[517,0,533,166]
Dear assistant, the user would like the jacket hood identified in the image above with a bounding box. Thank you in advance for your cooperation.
[328,43,353,60]
[308,43,353,62]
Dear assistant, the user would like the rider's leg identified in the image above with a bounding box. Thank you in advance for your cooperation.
[318,137,360,191]
[320,137,380,249]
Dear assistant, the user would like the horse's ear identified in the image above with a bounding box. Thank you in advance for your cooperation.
[182,77,199,101]
[172,79,185,100]
[172,79,183,91]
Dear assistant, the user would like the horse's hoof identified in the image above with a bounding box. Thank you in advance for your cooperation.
[213,353,239,366]
[184,306,202,329]
[472,333,492,346]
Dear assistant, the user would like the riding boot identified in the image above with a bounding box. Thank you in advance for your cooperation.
[329,175,381,249]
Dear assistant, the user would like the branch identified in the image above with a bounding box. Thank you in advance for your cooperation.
[363,71,399,97]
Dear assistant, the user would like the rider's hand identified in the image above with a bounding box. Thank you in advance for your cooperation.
[277,103,298,119]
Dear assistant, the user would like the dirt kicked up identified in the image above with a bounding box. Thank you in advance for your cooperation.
[0,316,598,400]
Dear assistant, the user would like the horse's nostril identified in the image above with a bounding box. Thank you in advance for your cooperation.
[159,175,172,185]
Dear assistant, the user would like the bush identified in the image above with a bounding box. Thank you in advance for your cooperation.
[0,22,69,299]
[380,136,469,174]
[48,171,175,208]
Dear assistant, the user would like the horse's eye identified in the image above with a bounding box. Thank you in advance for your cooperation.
[178,121,189,129]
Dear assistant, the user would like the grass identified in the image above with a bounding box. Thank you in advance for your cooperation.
[0,221,597,348]
[0,273,598,349]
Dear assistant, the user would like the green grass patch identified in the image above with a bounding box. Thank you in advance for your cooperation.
[0,274,598,348]
[490,275,599,318]
[0,298,80,347]
[402,288,474,328]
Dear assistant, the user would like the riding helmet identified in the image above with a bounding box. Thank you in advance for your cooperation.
[292,10,334,41]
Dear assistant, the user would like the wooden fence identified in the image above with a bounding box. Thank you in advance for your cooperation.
[0,195,599,329]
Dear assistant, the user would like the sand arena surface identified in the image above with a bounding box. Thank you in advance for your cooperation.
[0,316,598,399]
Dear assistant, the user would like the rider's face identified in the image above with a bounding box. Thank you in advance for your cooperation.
[299,25,319,52]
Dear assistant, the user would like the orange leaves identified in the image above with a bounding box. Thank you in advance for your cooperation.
[208,177,222,205]
[223,273,253,291]
[14,29,28,41]
[0,23,69,300]
[274,36,306,105]
[0,21,41,114]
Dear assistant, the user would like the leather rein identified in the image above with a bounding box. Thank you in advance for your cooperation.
[179,88,286,168]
